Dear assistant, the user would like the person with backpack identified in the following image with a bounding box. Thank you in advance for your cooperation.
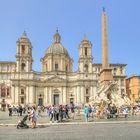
[88,104,92,117]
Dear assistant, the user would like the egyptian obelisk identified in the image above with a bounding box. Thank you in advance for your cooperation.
[100,8,113,86]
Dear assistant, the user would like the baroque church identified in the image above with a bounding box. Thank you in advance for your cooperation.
[0,10,126,106]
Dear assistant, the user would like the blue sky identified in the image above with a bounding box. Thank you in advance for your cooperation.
[0,0,139,77]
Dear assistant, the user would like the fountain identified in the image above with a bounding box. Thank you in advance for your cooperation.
[89,81,131,108]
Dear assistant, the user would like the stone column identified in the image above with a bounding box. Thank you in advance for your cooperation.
[63,87,66,105]
[61,57,63,71]
[11,86,15,104]
[81,86,84,104]
[44,87,48,106]
[16,61,19,72]
[59,87,63,105]
[49,87,52,105]
[93,86,96,99]
[26,61,29,72]
[50,57,53,71]
[29,86,34,104]
[25,86,29,104]
[77,86,80,104]
[74,86,77,104]
[15,86,19,105]
[17,45,19,54]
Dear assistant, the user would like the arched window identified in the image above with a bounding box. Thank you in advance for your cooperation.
[66,65,68,72]
[114,67,117,75]
[1,87,6,97]
[85,48,87,56]
[120,66,123,74]
[84,64,88,72]
[21,63,26,71]
[21,45,25,54]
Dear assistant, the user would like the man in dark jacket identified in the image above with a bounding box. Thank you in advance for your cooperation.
[19,105,23,116]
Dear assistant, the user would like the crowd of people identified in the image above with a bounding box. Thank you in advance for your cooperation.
[1,103,140,128]
[83,104,140,121]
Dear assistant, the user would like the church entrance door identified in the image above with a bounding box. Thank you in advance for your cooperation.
[54,94,59,105]
[38,98,43,106]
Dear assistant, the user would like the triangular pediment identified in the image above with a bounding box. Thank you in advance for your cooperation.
[46,75,66,82]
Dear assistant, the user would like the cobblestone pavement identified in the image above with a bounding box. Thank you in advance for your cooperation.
[0,110,140,124]
[0,123,140,140]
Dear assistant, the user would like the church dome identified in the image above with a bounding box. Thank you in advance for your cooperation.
[41,30,73,73]
[45,30,69,56]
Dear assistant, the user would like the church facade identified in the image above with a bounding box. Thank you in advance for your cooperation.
[0,11,127,106]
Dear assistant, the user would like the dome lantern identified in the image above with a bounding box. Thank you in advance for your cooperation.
[53,29,61,43]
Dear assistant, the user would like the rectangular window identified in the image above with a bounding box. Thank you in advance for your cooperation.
[86,89,88,94]
[21,89,24,95]
[21,97,24,104]
[55,64,58,71]
[86,96,89,103]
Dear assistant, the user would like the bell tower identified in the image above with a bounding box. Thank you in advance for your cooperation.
[78,35,93,73]
[16,31,33,72]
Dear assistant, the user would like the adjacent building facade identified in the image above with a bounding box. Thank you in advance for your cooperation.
[0,10,127,106]
[126,75,140,104]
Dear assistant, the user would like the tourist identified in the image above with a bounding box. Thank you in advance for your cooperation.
[19,105,23,116]
[88,104,92,117]
[65,105,70,119]
[59,105,63,122]
[54,105,59,122]
[70,104,75,120]
[123,107,128,118]
[84,105,89,122]
[29,105,37,128]
[8,105,12,116]
[37,105,42,116]
[23,106,26,114]
[49,105,54,122]
[16,106,19,116]
[12,105,17,115]
[63,105,67,120]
